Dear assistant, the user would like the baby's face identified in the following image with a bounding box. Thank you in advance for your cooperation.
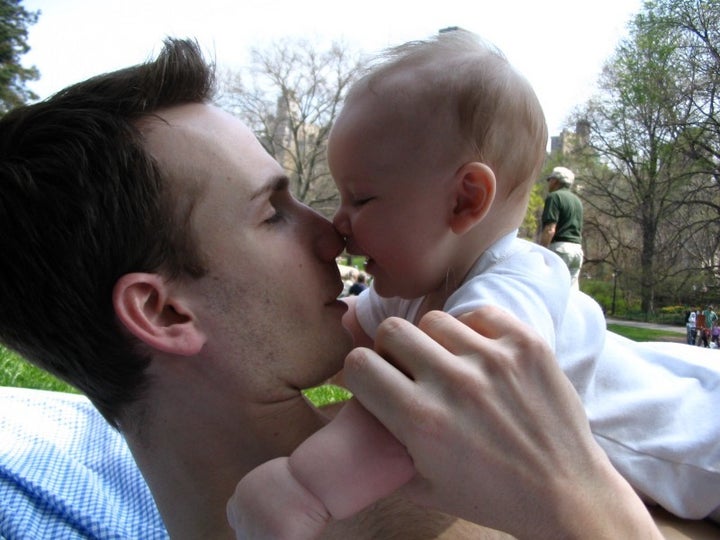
[329,95,463,300]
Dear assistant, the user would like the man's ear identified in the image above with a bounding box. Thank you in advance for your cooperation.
[112,273,206,356]
[450,162,496,234]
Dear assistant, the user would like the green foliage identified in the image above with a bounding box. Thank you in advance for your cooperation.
[0,345,78,393]
[570,0,720,317]
[337,254,368,274]
[580,279,616,314]
[519,181,545,240]
[0,0,39,113]
[581,279,610,312]
[658,305,686,315]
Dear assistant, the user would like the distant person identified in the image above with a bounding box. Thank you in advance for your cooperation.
[695,305,717,348]
[348,273,367,295]
[687,309,698,345]
[704,305,717,332]
[540,166,584,290]
[697,309,709,347]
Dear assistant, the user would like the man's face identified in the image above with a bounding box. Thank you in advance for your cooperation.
[142,104,352,399]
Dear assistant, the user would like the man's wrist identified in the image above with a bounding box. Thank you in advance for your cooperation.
[545,458,663,539]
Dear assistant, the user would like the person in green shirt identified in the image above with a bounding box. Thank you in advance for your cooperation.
[540,166,584,289]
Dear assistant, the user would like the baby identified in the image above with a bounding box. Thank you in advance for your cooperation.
[228,29,720,537]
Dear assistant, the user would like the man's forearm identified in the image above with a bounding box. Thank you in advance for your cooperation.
[540,223,556,247]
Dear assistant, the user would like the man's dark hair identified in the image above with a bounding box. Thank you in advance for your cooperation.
[0,38,215,427]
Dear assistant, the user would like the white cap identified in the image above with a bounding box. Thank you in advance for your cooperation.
[547,166,575,186]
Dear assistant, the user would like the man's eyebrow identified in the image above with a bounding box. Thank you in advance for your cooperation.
[250,175,289,200]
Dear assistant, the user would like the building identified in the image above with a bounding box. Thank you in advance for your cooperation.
[550,119,590,156]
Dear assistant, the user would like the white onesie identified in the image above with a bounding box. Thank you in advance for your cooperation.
[356,230,720,521]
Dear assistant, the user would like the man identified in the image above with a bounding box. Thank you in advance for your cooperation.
[697,309,709,347]
[348,273,368,295]
[540,166,584,289]
[687,309,698,345]
[704,305,718,336]
[0,38,470,540]
[0,39,668,539]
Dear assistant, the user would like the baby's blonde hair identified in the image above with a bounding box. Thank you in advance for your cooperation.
[349,29,547,196]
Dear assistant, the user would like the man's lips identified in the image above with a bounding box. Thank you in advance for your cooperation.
[327,265,346,302]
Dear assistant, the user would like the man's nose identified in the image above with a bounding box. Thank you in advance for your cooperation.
[332,206,351,238]
[305,205,345,261]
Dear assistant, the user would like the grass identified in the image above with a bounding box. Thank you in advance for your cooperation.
[1,322,684,407]
[0,344,351,407]
[303,384,353,406]
[0,346,78,394]
[606,324,684,342]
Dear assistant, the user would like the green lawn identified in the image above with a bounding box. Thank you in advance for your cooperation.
[303,384,352,406]
[0,345,351,406]
[0,346,78,394]
[606,324,684,342]
[0,322,684,406]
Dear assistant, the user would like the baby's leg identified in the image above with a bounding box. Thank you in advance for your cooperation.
[227,457,331,539]
[227,398,415,539]
[290,398,415,518]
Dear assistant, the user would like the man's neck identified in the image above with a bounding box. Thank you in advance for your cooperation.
[122,387,327,539]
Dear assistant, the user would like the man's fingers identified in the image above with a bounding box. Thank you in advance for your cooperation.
[417,310,496,357]
[342,345,420,446]
[454,306,520,339]
[372,316,456,381]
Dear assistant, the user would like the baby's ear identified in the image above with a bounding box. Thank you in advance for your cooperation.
[450,162,496,234]
[112,273,206,356]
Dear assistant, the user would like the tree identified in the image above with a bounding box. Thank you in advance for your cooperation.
[652,0,720,181]
[519,181,544,241]
[577,6,713,313]
[0,0,39,114]
[218,38,364,218]
[650,0,720,300]
[573,0,720,312]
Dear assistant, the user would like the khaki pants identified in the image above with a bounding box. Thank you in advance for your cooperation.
[549,241,583,290]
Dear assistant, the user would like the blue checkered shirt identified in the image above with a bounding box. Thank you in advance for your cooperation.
[0,386,168,539]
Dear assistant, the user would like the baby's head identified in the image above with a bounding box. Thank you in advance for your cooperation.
[332,29,547,204]
[329,30,547,299]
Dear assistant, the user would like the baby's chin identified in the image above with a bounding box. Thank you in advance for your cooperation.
[369,279,394,298]
[372,281,411,300]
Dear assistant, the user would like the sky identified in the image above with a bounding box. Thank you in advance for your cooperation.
[22,0,643,136]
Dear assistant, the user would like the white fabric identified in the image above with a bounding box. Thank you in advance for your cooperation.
[356,230,720,520]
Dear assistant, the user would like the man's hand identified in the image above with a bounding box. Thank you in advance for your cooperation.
[343,307,663,539]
